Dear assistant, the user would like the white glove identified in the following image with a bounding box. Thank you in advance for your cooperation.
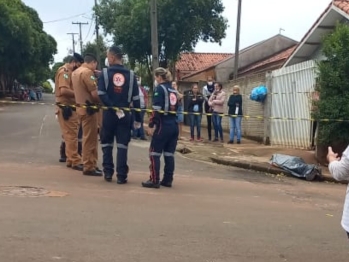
[134,121,141,129]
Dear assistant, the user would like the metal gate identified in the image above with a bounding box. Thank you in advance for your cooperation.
[270,60,317,148]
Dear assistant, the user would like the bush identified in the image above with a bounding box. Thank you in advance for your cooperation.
[42,81,53,93]
[313,23,349,146]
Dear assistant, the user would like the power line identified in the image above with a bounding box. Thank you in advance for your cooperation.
[67,33,79,53]
[83,20,94,42]
[43,12,91,24]
[72,22,89,53]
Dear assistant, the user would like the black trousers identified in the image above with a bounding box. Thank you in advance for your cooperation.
[149,122,179,183]
[204,101,212,140]
[100,110,131,178]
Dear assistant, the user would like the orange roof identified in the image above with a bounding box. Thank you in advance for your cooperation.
[175,53,233,72]
[240,46,297,74]
[334,0,349,14]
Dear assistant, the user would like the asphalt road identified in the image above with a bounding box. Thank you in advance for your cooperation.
[0,94,348,262]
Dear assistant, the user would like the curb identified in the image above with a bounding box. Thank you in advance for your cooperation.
[209,157,346,184]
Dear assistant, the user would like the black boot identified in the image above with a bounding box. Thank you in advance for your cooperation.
[59,142,66,162]
[78,142,82,156]
[160,181,172,188]
[142,180,160,189]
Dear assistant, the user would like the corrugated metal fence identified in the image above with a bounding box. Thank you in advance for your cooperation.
[270,60,317,148]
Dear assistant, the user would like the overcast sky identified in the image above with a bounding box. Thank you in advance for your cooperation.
[22,0,332,64]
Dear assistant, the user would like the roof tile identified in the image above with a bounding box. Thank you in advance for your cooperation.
[334,0,349,14]
[239,46,297,74]
[175,53,233,72]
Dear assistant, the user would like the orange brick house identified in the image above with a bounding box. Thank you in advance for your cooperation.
[175,53,233,82]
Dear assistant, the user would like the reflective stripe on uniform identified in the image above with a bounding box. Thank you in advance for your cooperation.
[103,68,109,90]
[117,143,128,149]
[160,85,169,115]
[98,90,106,95]
[150,152,162,157]
[128,70,134,103]
[133,95,140,101]
[78,139,83,142]
[101,143,113,148]
[153,105,161,110]
[164,152,174,157]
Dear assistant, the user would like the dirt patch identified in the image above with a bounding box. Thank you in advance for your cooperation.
[0,186,68,198]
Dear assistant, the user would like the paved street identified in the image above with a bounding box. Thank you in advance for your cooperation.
[0,94,348,262]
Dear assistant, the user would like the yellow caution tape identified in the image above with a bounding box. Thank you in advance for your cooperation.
[0,99,345,122]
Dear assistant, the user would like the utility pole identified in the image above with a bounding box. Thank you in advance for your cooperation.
[233,0,242,80]
[94,0,101,69]
[150,0,159,73]
[72,21,89,53]
[67,33,78,53]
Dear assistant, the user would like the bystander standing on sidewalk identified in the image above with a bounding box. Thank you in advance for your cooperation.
[34,86,43,100]
[327,146,349,241]
[227,85,243,144]
[208,82,226,142]
[202,76,215,141]
[188,83,204,141]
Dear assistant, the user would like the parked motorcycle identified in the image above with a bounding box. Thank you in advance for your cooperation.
[12,89,29,101]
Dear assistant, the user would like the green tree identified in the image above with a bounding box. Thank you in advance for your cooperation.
[50,62,64,81]
[95,0,227,74]
[0,0,57,92]
[82,36,108,68]
[313,23,349,145]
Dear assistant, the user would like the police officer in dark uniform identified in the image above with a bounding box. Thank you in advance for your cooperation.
[142,67,179,189]
[98,45,141,184]
[59,52,84,162]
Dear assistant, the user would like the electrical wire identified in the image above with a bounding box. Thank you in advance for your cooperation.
[83,19,95,42]
[43,12,92,24]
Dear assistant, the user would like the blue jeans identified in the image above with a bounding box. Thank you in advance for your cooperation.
[132,109,146,138]
[189,114,202,138]
[176,105,184,123]
[212,113,223,140]
[229,116,242,141]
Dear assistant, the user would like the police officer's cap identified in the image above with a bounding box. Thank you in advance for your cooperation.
[73,52,84,63]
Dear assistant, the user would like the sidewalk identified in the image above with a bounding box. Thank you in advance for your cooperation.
[170,124,342,184]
